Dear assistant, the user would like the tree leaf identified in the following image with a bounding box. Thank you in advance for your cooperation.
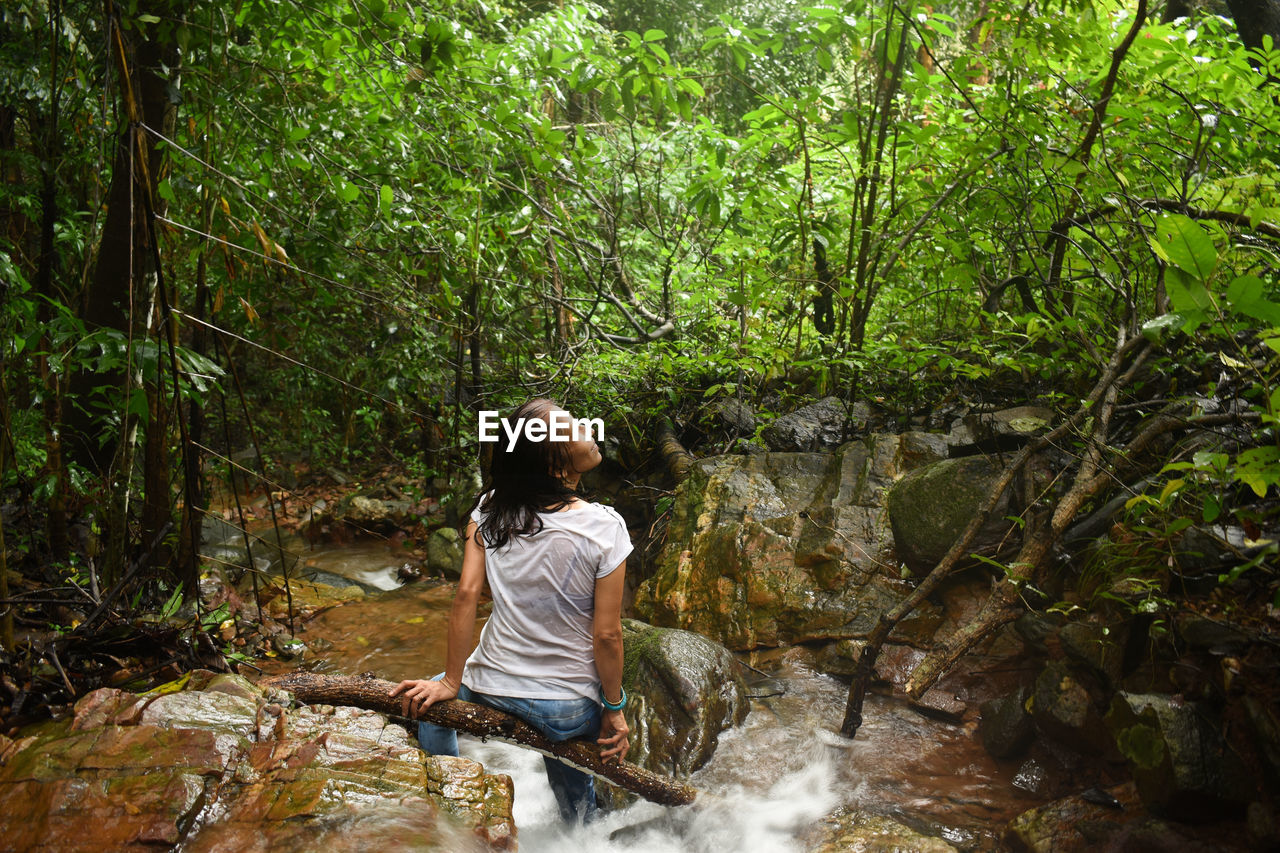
[1225,275,1280,324]
[1152,214,1217,283]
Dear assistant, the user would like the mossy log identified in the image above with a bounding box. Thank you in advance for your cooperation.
[264,672,699,807]
[656,418,694,482]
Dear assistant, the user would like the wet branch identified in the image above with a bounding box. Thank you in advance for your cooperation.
[264,672,699,807]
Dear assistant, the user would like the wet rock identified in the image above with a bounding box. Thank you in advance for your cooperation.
[140,689,260,739]
[298,567,372,592]
[822,642,970,719]
[258,576,365,622]
[708,398,756,436]
[1004,781,1252,852]
[957,405,1055,454]
[634,436,909,650]
[886,455,1017,575]
[202,524,303,578]
[761,397,866,452]
[271,635,308,660]
[1030,661,1109,754]
[813,638,869,677]
[71,687,146,730]
[1175,613,1251,653]
[425,755,516,849]
[1106,692,1252,820]
[805,807,958,852]
[981,688,1035,759]
[1243,695,1280,788]
[619,619,749,779]
[1058,620,1126,688]
[898,431,952,471]
[0,671,517,851]
[331,495,419,533]
[426,526,464,579]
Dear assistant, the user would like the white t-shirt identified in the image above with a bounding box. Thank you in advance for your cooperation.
[461,497,633,702]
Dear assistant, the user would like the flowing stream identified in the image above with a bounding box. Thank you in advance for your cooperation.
[264,545,1047,851]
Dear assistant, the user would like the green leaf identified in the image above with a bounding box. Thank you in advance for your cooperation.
[126,387,149,419]
[337,180,360,203]
[1140,312,1185,342]
[1152,214,1217,283]
[379,183,393,218]
[1202,495,1220,523]
[680,77,706,98]
[643,29,667,42]
[1164,268,1211,328]
[1236,446,1280,497]
[1225,275,1280,324]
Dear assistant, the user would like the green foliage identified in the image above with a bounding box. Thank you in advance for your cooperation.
[4,0,1278,586]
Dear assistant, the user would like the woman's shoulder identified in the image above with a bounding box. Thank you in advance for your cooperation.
[557,498,625,525]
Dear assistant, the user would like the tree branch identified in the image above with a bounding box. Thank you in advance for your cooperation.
[263,672,699,807]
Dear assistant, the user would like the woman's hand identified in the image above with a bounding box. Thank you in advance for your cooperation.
[598,708,630,763]
[390,677,458,718]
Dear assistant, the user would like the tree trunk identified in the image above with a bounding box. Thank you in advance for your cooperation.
[263,672,700,807]
[0,370,12,651]
[1225,0,1280,54]
[71,1,186,583]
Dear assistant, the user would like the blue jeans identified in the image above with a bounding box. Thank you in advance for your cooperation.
[416,677,601,823]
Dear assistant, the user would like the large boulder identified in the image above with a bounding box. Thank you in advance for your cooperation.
[760,397,868,452]
[620,619,749,777]
[952,405,1055,455]
[426,526,464,579]
[1106,692,1252,821]
[0,671,515,851]
[886,455,1017,575]
[634,435,940,650]
[597,620,749,808]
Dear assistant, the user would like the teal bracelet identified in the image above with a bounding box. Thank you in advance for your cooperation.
[600,686,627,711]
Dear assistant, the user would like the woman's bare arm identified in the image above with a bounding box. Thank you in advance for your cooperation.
[593,560,629,761]
[392,520,486,715]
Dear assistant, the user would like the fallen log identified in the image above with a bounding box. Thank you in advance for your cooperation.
[262,672,699,807]
[656,418,694,482]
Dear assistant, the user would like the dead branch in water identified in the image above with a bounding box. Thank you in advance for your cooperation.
[264,671,699,807]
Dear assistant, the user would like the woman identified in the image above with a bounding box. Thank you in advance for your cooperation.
[392,398,632,824]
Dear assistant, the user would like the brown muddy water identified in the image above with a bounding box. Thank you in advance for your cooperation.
[263,545,1049,852]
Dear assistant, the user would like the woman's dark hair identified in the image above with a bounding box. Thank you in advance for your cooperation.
[465,398,580,550]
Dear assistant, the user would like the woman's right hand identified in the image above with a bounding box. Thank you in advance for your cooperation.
[390,677,458,718]
[598,708,630,763]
